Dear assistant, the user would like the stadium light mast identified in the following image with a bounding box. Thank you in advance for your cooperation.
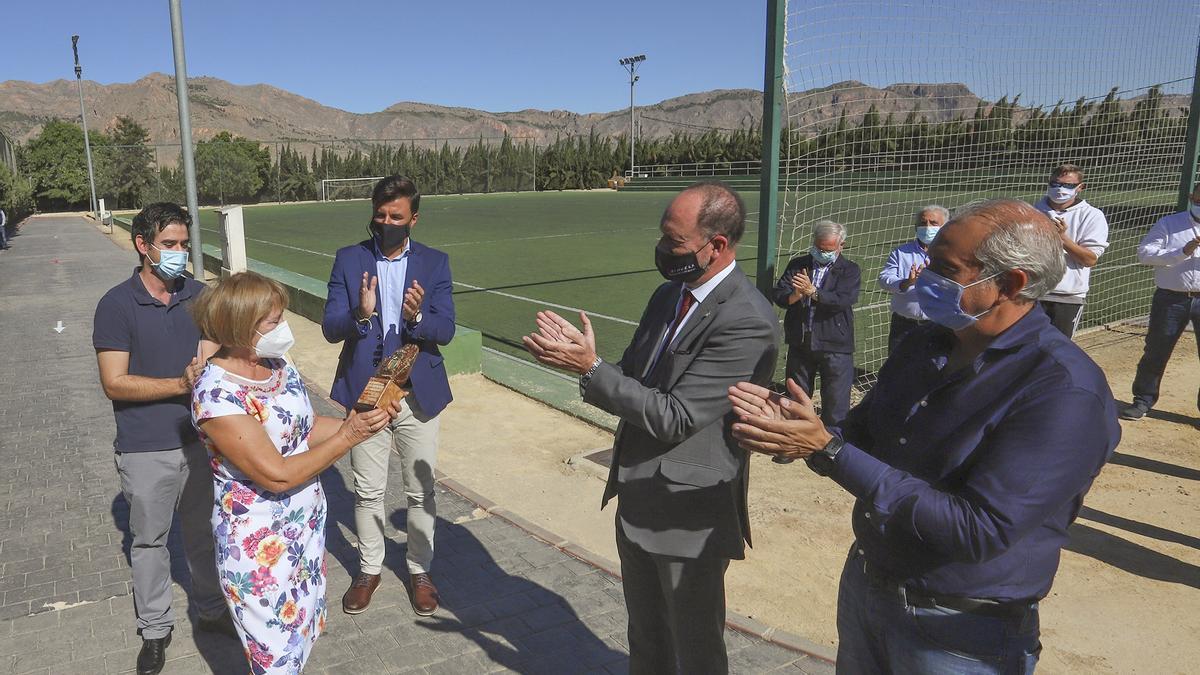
[619,54,646,177]
[168,0,204,277]
[70,35,99,219]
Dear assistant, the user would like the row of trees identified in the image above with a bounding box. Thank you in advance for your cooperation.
[10,85,1190,212]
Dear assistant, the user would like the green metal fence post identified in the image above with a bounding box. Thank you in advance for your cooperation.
[756,0,785,297]
[1177,37,1200,209]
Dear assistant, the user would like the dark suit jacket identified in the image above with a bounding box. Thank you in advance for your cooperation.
[322,239,455,416]
[772,254,861,353]
[583,265,779,561]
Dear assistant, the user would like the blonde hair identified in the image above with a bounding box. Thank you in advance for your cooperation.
[191,271,289,349]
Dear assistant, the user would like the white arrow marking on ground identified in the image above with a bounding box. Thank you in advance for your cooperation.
[53,321,65,334]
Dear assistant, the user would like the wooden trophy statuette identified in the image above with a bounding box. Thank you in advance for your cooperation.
[354,344,420,413]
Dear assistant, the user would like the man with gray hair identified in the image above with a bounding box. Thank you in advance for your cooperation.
[729,199,1120,673]
[773,219,861,426]
[878,205,948,353]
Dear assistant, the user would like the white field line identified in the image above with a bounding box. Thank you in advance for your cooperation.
[453,281,639,326]
[208,229,639,326]
[483,347,578,382]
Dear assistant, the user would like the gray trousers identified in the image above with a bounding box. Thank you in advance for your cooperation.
[616,521,731,674]
[114,440,225,639]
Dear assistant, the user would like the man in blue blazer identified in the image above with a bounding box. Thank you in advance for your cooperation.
[773,219,861,427]
[322,176,455,617]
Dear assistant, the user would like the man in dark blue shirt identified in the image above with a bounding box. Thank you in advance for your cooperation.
[728,199,1120,673]
[93,203,232,675]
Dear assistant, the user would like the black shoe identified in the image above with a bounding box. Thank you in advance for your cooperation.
[1119,404,1147,420]
[196,611,240,640]
[137,632,172,675]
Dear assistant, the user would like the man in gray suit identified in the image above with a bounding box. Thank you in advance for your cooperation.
[524,181,779,673]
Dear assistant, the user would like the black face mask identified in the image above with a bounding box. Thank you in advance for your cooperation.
[371,221,410,251]
[654,237,715,283]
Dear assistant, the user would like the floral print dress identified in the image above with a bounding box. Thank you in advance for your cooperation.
[191,360,327,674]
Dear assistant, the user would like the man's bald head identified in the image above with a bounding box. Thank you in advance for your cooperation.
[943,199,1065,302]
[667,180,746,246]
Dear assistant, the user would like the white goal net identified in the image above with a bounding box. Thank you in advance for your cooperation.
[320,177,385,202]
[778,0,1200,380]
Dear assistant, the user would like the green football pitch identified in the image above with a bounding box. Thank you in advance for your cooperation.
[195,188,1166,374]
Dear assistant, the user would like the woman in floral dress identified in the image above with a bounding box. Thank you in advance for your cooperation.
[189,272,394,674]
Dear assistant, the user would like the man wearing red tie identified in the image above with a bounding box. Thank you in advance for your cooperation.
[522,181,779,674]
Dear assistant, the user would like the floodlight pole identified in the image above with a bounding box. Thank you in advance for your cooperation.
[71,36,99,219]
[169,0,204,278]
[619,55,646,176]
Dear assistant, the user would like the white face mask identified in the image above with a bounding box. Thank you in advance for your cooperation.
[1047,184,1079,205]
[255,321,294,359]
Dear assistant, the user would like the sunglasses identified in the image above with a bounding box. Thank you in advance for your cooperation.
[1049,181,1081,189]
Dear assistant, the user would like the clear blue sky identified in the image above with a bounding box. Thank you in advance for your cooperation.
[4,1,1196,115]
[1,0,768,114]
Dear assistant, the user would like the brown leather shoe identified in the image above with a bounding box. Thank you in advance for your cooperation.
[342,573,381,615]
[409,573,439,616]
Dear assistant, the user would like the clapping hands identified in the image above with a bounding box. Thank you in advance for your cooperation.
[522,310,598,375]
[728,379,834,461]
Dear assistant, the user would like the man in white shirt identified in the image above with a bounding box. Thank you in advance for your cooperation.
[1033,164,1110,337]
[1120,182,1200,421]
[878,205,946,353]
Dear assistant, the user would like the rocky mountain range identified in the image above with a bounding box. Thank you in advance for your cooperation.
[0,73,1187,148]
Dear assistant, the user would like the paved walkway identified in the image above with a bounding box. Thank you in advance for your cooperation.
[0,215,832,674]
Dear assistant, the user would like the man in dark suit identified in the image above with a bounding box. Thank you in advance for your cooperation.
[773,219,861,427]
[322,176,456,617]
[523,181,779,674]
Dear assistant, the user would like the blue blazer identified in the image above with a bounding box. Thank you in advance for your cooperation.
[772,253,861,353]
[323,238,455,416]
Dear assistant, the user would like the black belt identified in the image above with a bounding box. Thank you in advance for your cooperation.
[1162,289,1200,298]
[860,557,1034,620]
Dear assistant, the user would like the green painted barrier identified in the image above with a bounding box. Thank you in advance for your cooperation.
[112,216,482,376]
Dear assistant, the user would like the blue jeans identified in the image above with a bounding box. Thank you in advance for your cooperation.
[836,551,1041,674]
[786,342,853,427]
[1131,288,1200,412]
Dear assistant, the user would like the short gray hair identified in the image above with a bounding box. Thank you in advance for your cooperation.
[812,219,846,244]
[915,205,949,227]
[955,199,1065,302]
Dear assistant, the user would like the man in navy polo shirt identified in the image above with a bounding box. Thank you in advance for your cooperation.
[93,203,231,675]
[729,199,1120,673]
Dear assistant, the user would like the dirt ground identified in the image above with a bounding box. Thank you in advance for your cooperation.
[100,223,1197,673]
[298,320,1198,675]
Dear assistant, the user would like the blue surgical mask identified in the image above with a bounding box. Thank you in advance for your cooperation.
[810,247,838,265]
[916,226,940,246]
[915,268,1002,331]
[151,245,189,280]
[1047,184,1078,205]
[1188,202,1200,222]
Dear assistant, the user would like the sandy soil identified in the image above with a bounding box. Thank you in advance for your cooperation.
[296,312,1198,674]
[99,223,1196,673]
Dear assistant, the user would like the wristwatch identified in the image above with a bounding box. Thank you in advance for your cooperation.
[805,434,845,477]
[579,357,603,395]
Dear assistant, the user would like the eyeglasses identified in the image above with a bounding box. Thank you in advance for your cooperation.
[1049,181,1080,189]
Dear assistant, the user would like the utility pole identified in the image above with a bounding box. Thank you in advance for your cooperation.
[169,0,204,277]
[619,54,646,177]
[71,35,99,218]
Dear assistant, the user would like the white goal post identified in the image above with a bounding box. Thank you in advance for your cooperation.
[320,176,385,202]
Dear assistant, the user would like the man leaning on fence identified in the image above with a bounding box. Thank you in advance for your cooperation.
[878,205,946,354]
[729,199,1120,674]
[773,219,861,427]
[1120,182,1200,421]
[92,203,234,675]
[1032,163,1110,337]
